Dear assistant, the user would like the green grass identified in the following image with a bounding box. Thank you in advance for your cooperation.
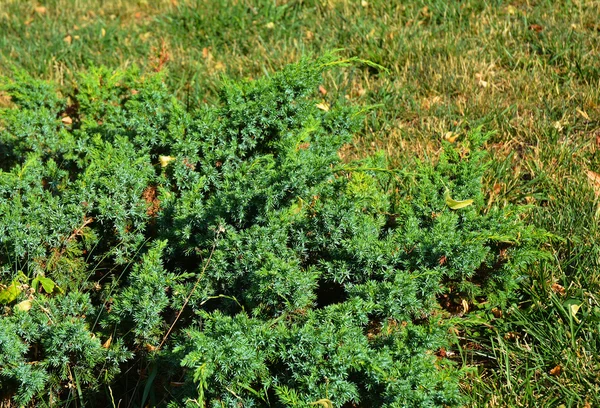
[1,0,600,406]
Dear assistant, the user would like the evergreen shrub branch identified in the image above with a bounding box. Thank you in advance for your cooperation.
[0,54,547,406]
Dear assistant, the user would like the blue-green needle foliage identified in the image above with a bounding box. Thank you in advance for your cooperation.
[0,56,547,406]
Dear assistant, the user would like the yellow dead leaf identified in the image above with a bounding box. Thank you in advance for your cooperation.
[265,22,275,29]
[101,28,106,37]
[15,300,32,312]
[316,102,330,112]
[35,6,47,14]
[102,335,112,348]
[461,299,469,313]
[444,131,459,143]
[61,116,73,125]
[305,30,314,40]
[569,303,582,323]
[159,155,175,167]
[63,35,72,45]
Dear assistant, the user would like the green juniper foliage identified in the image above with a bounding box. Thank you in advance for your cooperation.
[0,56,546,406]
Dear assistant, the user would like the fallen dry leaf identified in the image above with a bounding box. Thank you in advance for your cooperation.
[318,85,327,96]
[444,131,459,143]
[491,307,502,318]
[474,73,488,88]
[61,116,73,125]
[436,347,456,358]
[569,303,582,323]
[102,335,112,348]
[63,35,72,45]
[34,6,47,14]
[316,102,330,112]
[15,299,32,312]
[551,282,566,296]
[529,24,544,32]
[159,155,175,167]
[549,365,562,376]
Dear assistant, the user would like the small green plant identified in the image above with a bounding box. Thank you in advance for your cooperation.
[0,56,546,406]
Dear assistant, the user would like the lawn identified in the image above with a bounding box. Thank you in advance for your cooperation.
[1,0,599,406]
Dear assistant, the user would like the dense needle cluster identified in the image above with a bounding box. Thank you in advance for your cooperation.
[0,56,547,406]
